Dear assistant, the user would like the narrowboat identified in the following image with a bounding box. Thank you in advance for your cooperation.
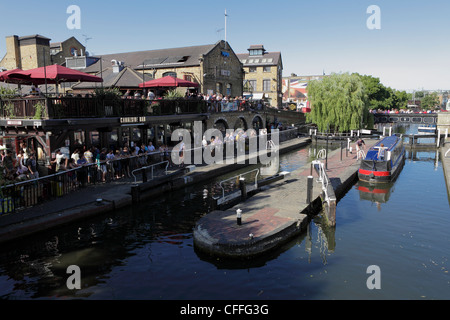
[358,135,405,183]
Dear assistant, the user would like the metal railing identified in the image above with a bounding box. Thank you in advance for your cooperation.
[218,168,260,200]
[0,151,169,215]
[131,161,169,184]
[312,160,332,206]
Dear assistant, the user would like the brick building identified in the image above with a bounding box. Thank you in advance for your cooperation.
[236,45,283,108]
[0,34,85,71]
[72,40,244,98]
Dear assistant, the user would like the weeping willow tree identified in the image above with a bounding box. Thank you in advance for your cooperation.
[306,72,370,132]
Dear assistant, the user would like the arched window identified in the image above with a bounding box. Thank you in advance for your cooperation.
[162,72,177,78]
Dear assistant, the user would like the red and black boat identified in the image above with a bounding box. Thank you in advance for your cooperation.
[358,135,405,183]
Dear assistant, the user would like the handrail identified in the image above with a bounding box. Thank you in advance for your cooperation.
[218,168,260,199]
[131,161,169,184]
[312,160,331,205]
[316,149,327,160]
[445,148,450,158]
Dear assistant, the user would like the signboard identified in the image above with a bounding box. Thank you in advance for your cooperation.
[120,116,147,123]
[6,120,22,126]
[220,101,238,112]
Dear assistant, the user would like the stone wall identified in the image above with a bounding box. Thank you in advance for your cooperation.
[438,112,450,130]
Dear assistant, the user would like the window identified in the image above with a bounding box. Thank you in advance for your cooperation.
[248,80,257,91]
[184,75,192,82]
[249,49,263,56]
[163,71,177,78]
[249,67,257,73]
[226,83,232,96]
[263,66,271,72]
[263,79,271,92]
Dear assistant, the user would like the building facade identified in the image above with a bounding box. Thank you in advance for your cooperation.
[236,45,283,108]
[0,34,85,71]
[282,74,326,110]
[72,40,244,98]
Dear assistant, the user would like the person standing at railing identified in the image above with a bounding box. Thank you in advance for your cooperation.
[51,149,68,172]
[83,147,94,183]
[76,153,88,186]
[99,148,108,182]
[120,146,131,178]
[26,152,39,179]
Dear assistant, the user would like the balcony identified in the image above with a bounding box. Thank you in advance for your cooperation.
[0,97,208,120]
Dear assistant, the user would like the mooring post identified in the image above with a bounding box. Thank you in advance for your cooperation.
[131,185,140,204]
[239,177,247,200]
[307,176,313,204]
[142,169,147,183]
[437,129,441,147]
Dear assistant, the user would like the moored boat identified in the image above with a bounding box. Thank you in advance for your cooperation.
[358,135,405,183]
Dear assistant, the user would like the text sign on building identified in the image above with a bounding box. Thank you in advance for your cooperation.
[120,117,146,123]
[7,120,22,126]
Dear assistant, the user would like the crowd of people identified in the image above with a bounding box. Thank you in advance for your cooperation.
[1,142,39,183]
[48,142,174,184]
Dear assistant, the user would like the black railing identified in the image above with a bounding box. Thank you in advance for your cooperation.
[0,152,170,215]
[0,127,301,215]
[0,97,209,119]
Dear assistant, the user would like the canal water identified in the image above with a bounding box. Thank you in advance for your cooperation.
[0,125,449,300]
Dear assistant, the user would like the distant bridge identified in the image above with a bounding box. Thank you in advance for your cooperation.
[373,113,437,124]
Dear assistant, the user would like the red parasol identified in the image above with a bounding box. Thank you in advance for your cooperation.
[139,75,199,88]
[7,64,103,84]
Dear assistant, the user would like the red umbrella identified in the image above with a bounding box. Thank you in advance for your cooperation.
[0,68,38,84]
[7,64,103,84]
[139,75,198,88]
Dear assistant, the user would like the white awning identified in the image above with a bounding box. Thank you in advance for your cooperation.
[251,93,265,100]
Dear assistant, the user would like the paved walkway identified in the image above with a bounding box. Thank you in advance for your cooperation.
[193,139,378,259]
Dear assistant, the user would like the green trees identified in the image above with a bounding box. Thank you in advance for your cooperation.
[420,92,440,110]
[355,73,411,110]
[306,72,413,133]
[306,73,368,132]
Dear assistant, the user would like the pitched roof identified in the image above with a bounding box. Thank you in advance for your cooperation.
[72,66,145,89]
[80,42,220,74]
[236,51,282,67]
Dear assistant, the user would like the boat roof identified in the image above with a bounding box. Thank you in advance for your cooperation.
[365,135,400,160]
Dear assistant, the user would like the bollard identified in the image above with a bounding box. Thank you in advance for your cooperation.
[131,185,140,204]
[239,177,247,200]
[236,208,242,225]
[307,176,313,204]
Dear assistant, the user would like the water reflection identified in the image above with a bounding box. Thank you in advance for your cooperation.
[356,181,395,211]
[0,143,447,299]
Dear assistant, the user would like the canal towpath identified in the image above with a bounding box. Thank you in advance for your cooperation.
[193,139,379,259]
[0,136,311,244]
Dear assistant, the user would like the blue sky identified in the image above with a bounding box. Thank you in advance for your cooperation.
[1,0,449,92]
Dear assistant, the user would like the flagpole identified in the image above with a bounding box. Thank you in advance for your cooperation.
[224,9,227,49]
